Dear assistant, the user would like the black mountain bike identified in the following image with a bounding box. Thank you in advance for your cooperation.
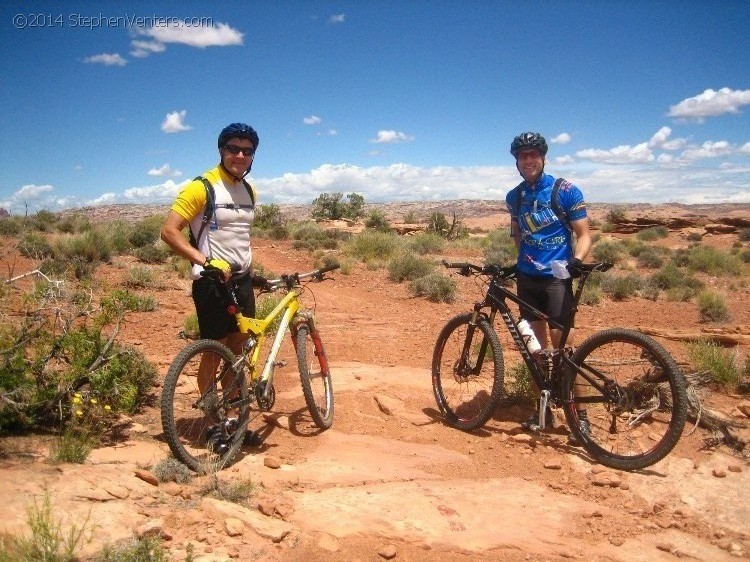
[432,260,688,471]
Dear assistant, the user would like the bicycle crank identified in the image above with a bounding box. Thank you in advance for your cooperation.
[255,380,276,411]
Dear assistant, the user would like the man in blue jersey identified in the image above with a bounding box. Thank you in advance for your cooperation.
[505,132,592,438]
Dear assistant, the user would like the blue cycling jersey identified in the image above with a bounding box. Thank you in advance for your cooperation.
[505,173,587,277]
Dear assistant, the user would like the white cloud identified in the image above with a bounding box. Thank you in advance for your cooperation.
[668,87,750,119]
[148,163,182,177]
[553,155,575,166]
[576,142,654,164]
[86,193,117,206]
[739,142,750,155]
[550,133,571,144]
[648,126,688,151]
[135,21,243,49]
[329,13,346,24]
[84,53,127,66]
[123,179,185,202]
[161,110,192,133]
[130,40,166,58]
[16,184,54,199]
[304,115,322,125]
[678,140,733,162]
[371,130,415,144]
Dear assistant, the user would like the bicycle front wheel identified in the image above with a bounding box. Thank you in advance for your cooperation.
[161,339,250,472]
[432,313,504,431]
[563,328,687,471]
[295,324,334,429]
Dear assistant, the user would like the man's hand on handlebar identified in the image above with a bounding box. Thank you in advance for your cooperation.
[567,257,584,278]
[202,257,232,281]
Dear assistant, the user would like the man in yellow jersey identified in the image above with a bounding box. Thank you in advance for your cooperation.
[161,122,261,453]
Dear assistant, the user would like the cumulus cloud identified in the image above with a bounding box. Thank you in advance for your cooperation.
[668,87,750,119]
[371,130,415,144]
[84,53,127,66]
[16,184,54,199]
[123,179,185,202]
[648,126,688,151]
[678,140,733,162]
[739,142,750,155]
[304,115,322,125]
[130,40,166,58]
[550,133,571,144]
[135,21,243,49]
[576,142,654,164]
[329,13,346,24]
[161,110,192,133]
[148,163,182,177]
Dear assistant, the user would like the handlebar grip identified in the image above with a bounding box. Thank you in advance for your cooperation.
[318,263,340,275]
[442,260,470,269]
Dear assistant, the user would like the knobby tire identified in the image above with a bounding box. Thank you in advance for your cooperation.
[295,324,334,429]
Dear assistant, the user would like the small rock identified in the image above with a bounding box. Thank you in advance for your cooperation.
[257,497,276,517]
[512,433,533,444]
[104,484,130,499]
[134,470,159,487]
[738,401,750,418]
[275,503,294,521]
[318,534,340,553]
[713,468,727,478]
[591,471,621,488]
[263,413,290,430]
[378,544,398,559]
[264,456,282,469]
[609,537,624,546]
[728,465,742,473]
[130,422,148,433]
[656,542,673,553]
[543,458,562,470]
[135,519,171,540]
[161,482,183,496]
[224,517,244,537]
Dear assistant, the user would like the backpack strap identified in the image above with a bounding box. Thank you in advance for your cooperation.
[188,176,256,249]
[513,178,571,232]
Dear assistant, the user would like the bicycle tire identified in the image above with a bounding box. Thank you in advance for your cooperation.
[432,313,504,431]
[295,324,334,429]
[161,339,250,472]
[562,328,687,471]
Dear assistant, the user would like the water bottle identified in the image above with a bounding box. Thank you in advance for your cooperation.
[517,319,541,354]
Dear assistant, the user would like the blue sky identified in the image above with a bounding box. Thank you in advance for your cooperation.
[1,1,749,214]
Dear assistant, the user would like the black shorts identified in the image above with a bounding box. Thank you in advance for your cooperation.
[516,271,574,328]
[191,274,256,340]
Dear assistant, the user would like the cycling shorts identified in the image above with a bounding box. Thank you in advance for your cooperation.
[516,271,574,328]
[191,274,256,340]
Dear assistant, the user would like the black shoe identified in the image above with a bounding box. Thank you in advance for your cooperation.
[568,416,591,446]
[205,418,237,455]
[521,406,554,433]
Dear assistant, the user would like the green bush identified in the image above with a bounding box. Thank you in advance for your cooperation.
[56,214,91,234]
[408,272,456,303]
[96,536,170,562]
[53,230,112,263]
[291,221,349,251]
[254,203,285,230]
[311,192,365,220]
[636,247,667,269]
[0,216,24,236]
[104,221,134,254]
[738,228,750,242]
[592,238,625,264]
[27,210,59,232]
[408,233,445,255]
[686,246,742,276]
[133,243,171,264]
[697,291,730,322]
[127,215,164,248]
[636,226,669,241]
[344,230,403,264]
[605,206,627,224]
[387,252,435,282]
[600,273,644,300]
[482,229,517,266]
[687,340,742,387]
[364,210,392,232]
[18,232,53,259]
[100,290,158,317]
[403,210,418,223]
[124,266,157,289]
[182,313,200,339]
[505,361,535,402]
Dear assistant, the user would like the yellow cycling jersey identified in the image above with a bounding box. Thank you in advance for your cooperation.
[171,165,257,280]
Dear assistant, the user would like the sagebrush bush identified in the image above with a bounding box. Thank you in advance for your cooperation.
[636,247,667,269]
[686,246,742,276]
[182,313,200,339]
[344,229,403,264]
[96,536,170,562]
[636,226,669,241]
[482,229,517,265]
[0,216,24,236]
[56,214,91,234]
[408,233,445,255]
[53,230,112,263]
[408,272,456,303]
[388,252,435,282]
[100,289,158,317]
[254,203,285,230]
[592,238,625,264]
[738,228,750,242]
[18,232,53,259]
[133,243,171,264]
[697,291,730,322]
[291,221,349,251]
[504,361,535,402]
[687,340,742,386]
[153,457,193,484]
[605,206,628,224]
[364,210,392,232]
[600,273,644,300]
[128,215,165,248]
[124,265,157,289]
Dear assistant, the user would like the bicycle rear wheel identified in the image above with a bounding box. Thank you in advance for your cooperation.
[295,324,334,429]
[432,313,504,431]
[161,339,250,472]
[562,328,687,471]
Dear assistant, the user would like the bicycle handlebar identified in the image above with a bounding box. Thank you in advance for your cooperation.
[262,264,341,292]
[442,259,613,277]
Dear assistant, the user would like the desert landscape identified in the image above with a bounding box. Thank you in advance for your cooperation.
[0,201,749,561]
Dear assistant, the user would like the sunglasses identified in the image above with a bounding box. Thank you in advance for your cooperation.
[224,144,255,156]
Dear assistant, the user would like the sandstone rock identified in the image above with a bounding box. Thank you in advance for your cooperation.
[224,517,244,537]
[511,433,533,444]
[656,542,673,553]
[104,484,130,499]
[591,471,621,488]
[135,519,171,540]
[378,544,398,559]
[374,394,403,416]
[161,482,183,496]
[257,497,276,517]
[134,469,159,486]
[319,534,341,552]
[713,468,727,478]
[544,458,562,470]
[263,413,290,430]
[264,456,282,469]
[738,402,750,418]
[728,465,742,473]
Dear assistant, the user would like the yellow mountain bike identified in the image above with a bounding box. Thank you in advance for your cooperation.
[161,264,338,471]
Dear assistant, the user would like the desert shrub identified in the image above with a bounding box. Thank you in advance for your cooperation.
[182,313,200,339]
[18,232,53,259]
[26,210,59,232]
[153,456,193,484]
[254,203,285,230]
[738,228,750,242]
[592,238,625,264]
[427,211,467,239]
[636,247,667,269]
[255,294,283,332]
[96,536,170,562]
[504,361,535,402]
[291,221,349,251]
[364,210,392,232]
[127,215,164,249]
[697,291,730,322]
[100,290,157,317]
[311,192,365,220]
[580,285,602,306]
[408,233,445,255]
[0,493,91,561]
[636,226,669,241]
[605,206,627,224]
[104,221,134,254]
[387,252,435,282]
[124,266,157,289]
[686,246,742,276]
[665,286,700,302]
[51,428,95,464]
[133,243,171,264]
[408,272,456,303]
[482,229,517,265]
[600,222,614,233]
[741,249,750,263]
[0,216,24,236]
[687,340,742,387]
[600,273,644,300]
[344,230,403,264]
[686,231,703,242]
[53,230,112,263]
[56,214,91,234]
[403,210,418,223]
